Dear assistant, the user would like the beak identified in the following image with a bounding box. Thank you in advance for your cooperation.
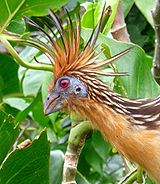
[43,92,61,115]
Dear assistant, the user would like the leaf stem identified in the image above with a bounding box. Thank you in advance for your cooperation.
[0,0,26,34]
[118,168,137,184]
[0,35,53,71]
[137,166,144,183]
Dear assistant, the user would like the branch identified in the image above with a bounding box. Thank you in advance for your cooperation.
[111,0,130,42]
[151,0,160,84]
[118,168,137,184]
[62,114,92,184]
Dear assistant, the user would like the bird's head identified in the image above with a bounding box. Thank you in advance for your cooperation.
[43,75,87,115]
[27,8,134,116]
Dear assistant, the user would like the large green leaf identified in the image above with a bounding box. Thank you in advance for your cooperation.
[104,155,123,182]
[0,0,70,26]
[0,129,50,184]
[15,0,70,18]
[0,110,19,165]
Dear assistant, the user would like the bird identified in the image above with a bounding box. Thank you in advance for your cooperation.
[27,8,160,184]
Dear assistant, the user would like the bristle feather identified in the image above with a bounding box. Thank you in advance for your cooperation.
[27,7,135,87]
[91,46,135,69]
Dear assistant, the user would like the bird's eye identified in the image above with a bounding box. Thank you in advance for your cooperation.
[60,79,69,88]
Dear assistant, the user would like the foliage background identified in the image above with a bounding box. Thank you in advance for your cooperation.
[0,0,158,183]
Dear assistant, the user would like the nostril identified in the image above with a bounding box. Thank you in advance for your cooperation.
[47,96,49,100]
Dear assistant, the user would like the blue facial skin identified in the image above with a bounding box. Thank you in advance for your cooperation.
[43,76,87,115]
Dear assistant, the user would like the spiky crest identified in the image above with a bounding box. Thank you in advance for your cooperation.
[26,7,134,92]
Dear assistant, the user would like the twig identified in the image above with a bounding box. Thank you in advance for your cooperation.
[151,0,160,84]
[111,0,130,42]
[118,168,137,184]
[13,120,30,150]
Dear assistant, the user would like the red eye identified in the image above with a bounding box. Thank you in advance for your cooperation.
[60,79,69,88]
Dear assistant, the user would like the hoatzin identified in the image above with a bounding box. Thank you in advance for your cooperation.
[27,8,160,184]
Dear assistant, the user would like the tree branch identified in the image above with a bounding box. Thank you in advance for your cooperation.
[111,0,130,42]
[151,0,160,84]
[62,115,92,184]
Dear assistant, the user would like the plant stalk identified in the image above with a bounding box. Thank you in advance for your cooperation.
[151,0,160,84]
[111,0,130,42]
[62,116,92,184]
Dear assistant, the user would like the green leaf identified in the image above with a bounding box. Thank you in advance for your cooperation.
[76,172,90,184]
[81,2,97,11]
[14,0,70,18]
[47,128,57,142]
[23,69,46,97]
[18,46,52,97]
[92,131,111,161]
[123,0,134,17]
[15,93,40,124]
[125,5,148,47]
[50,150,64,184]
[41,72,53,103]
[32,101,50,128]
[0,53,20,97]
[81,9,95,29]
[3,97,31,111]
[0,110,19,165]
[145,175,156,184]
[84,138,103,174]
[0,0,70,27]
[0,129,50,184]
[7,19,25,34]
[105,155,123,180]
[18,46,39,82]
[135,0,156,27]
